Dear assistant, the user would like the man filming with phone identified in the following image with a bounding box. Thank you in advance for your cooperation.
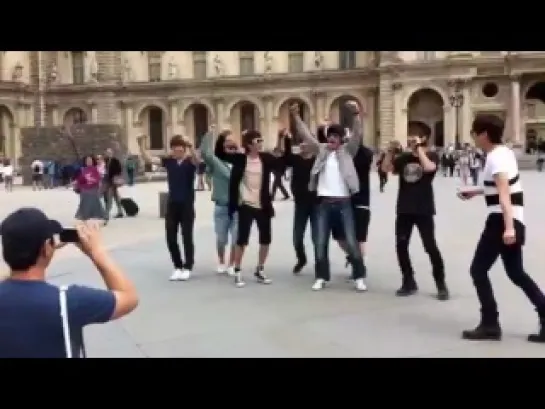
[0,209,139,358]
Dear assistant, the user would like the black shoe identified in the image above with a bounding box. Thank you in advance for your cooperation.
[293,259,307,274]
[436,282,450,301]
[114,213,124,218]
[528,322,545,343]
[396,279,418,297]
[462,324,502,341]
[254,266,272,284]
[345,255,352,268]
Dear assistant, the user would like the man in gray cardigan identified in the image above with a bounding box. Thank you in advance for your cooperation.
[290,101,367,292]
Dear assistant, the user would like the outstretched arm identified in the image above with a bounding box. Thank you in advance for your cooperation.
[137,136,163,166]
[200,127,232,180]
[344,101,364,157]
[289,104,320,151]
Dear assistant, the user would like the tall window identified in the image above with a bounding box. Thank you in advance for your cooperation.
[64,108,88,126]
[240,103,256,131]
[239,51,254,76]
[193,105,209,147]
[71,52,85,85]
[193,51,207,80]
[339,51,356,69]
[288,52,304,73]
[148,51,162,82]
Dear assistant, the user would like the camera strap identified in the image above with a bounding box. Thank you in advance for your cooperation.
[59,286,87,358]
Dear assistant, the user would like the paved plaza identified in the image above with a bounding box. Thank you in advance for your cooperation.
[1,172,545,357]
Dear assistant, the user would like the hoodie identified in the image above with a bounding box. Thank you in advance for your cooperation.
[200,131,232,206]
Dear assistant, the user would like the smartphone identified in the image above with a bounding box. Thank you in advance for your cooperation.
[59,228,79,243]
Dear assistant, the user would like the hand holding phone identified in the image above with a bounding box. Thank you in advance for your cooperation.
[59,228,79,243]
[457,187,481,201]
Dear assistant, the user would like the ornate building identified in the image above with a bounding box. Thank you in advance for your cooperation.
[1,51,545,163]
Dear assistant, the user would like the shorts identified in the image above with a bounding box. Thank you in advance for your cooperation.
[331,206,371,243]
[213,204,238,248]
[237,204,272,246]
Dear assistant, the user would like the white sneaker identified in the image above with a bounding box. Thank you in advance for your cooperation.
[354,278,368,292]
[234,272,246,288]
[217,264,228,274]
[312,279,326,291]
[169,269,185,281]
[179,269,191,281]
[227,266,236,277]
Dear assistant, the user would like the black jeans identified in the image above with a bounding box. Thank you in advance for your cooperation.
[470,214,545,324]
[293,201,318,263]
[395,214,445,283]
[165,201,195,270]
[469,168,479,186]
[271,173,290,200]
[378,171,388,192]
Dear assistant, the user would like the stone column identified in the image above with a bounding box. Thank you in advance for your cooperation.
[263,95,274,148]
[314,91,327,123]
[379,75,395,144]
[96,51,122,124]
[392,82,406,146]
[510,75,522,146]
[461,81,472,144]
[50,105,59,126]
[90,102,98,123]
[214,97,225,129]
[363,89,376,146]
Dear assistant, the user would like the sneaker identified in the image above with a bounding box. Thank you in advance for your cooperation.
[255,266,272,284]
[462,324,502,341]
[436,282,450,301]
[179,269,191,281]
[354,278,368,292]
[234,271,246,288]
[227,266,236,277]
[395,279,418,297]
[293,259,307,274]
[217,264,228,274]
[169,269,186,281]
[528,322,545,343]
[312,279,326,291]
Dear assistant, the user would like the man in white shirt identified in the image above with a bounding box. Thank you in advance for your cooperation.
[2,160,14,191]
[291,101,367,292]
[458,114,545,343]
[30,159,44,190]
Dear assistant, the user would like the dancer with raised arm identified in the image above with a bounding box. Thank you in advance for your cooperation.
[138,135,199,281]
[291,101,367,292]
[200,126,239,276]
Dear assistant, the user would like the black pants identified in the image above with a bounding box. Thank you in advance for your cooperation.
[448,164,455,177]
[395,214,445,283]
[378,171,388,192]
[293,200,317,263]
[470,214,545,324]
[165,201,195,270]
[237,204,272,246]
[469,168,479,186]
[271,173,290,200]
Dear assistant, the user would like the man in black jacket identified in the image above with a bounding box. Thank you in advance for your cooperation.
[104,148,124,220]
[216,130,284,288]
[281,131,317,274]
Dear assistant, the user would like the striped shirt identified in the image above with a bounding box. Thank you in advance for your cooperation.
[482,145,523,224]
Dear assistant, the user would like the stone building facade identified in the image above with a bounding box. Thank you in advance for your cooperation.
[1,51,545,164]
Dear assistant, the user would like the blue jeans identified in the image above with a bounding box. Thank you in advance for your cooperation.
[315,199,366,281]
[214,204,238,249]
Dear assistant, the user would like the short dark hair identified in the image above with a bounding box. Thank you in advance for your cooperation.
[169,135,186,148]
[214,130,232,156]
[242,130,261,150]
[316,125,327,143]
[408,121,431,138]
[472,114,504,144]
[82,155,97,166]
[326,124,345,139]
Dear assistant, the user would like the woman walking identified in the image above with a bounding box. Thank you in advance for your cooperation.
[458,150,470,186]
[75,155,106,223]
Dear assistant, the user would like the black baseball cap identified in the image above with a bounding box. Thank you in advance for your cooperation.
[1,208,62,266]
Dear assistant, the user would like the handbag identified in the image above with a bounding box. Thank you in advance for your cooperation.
[59,286,87,358]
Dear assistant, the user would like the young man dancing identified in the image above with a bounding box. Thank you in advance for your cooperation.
[281,129,317,274]
[458,114,545,342]
[216,130,283,288]
[138,135,198,281]
[291,101,367,292]
[331,133,374,271]
[381,125,449,300]
[200,126,239,276]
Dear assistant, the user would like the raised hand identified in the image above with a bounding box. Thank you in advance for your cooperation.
[289,104,300,116]
[345,100,360,115]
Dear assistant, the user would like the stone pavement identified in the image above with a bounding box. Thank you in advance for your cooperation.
[2,173,545,357]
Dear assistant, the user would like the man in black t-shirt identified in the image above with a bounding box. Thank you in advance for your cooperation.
[381,125,449,301]
[376,150,388,192]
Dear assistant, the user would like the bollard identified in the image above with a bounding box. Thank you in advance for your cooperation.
[159,192,169,218]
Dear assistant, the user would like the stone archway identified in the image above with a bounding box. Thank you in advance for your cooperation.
[524,81,545,151]
[0,105,14,159]
[407,88,445,147]
[328,95,363,128]
[63,107,88,126]
[229,100,260,142]
[183,103,212,147]
[138,105,167,150]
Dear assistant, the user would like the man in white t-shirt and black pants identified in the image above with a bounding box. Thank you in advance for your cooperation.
[458,114,545,343]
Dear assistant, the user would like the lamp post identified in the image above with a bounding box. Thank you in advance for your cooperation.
[449,80,465,149]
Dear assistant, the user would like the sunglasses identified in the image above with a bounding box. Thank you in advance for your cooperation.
[253,138,264,144]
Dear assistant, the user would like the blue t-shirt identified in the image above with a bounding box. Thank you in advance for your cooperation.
[0,280,116,358]
[161,157,196,203]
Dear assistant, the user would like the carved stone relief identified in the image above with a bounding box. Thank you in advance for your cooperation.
[264,52,273,74]
[214,54,224,76]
